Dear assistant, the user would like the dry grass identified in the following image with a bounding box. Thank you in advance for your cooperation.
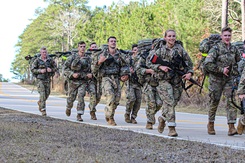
[0,107,244,163]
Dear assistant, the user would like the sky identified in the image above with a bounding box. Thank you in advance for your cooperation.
[0,0,154,82]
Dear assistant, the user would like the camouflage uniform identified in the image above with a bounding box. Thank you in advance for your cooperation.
[125,54,142,121]
[91,48,129,120]
[31,56,57,113]
[237,68,245,126]
[204,42,241,124]
[64,53,96,116]
[146,43,193,127]
[136,53,162,125]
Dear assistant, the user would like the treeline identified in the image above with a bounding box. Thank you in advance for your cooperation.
[11,0,243,83]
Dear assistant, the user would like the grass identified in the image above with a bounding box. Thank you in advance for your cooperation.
[0,107,244,162]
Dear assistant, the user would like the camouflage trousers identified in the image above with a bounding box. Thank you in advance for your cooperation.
[102,76,121,119]
[95,79,102,105]
[125,83,142,119]
[208,75,237,123]
[66,80,96,115]
[37,79,51,109]
[157,80,183,127]
[143,83,162,124]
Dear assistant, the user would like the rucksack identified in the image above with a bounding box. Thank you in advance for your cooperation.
[198,34,221,74]
[232,41,244,54]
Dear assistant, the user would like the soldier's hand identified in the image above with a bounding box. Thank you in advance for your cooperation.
[159,66,171,72]
[47,68,52,72]
[73,73,80,78]
[223,66,229,76]
[98,54,107,65]
[182,73,192,80]
[239,94,245,100]
[87,73,93,79]
[39,69,46,73]
[121,75,129,82]
[146,69,155,75]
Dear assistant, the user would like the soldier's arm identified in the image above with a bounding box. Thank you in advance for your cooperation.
[237,68,245,95]
[63,56,75,79]
[146,49,161,71]
[30,59,39,75]
[182,48,194,75]
[204,47,223,74]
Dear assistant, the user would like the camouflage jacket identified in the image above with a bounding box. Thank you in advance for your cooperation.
[63,53,92,81]
[237,68,245,95]
[146,43,193,82]
[127,54,141,87]
[204,42,241,79]
[31,56,57,81]
[91,48,129,78]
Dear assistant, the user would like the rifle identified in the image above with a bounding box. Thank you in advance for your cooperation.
[231,76,245,114]
[150,54,202,89]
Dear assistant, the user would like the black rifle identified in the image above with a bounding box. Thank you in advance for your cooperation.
[150,54,202,88]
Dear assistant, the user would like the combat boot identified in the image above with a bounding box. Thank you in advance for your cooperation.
[237,119,245,135]
[124,113,132,123]
[41,108,46,116]
[146,122,153,130]
[228,123,237,136]
[131,117,137,124]
[105,117,109,122]
[108,118,117,126]
[90,111,97,120]
[207,122,216,135]
[168,126,178,137]
[77,114,83,122]
[158,116,165,133]
[66,108,71,117]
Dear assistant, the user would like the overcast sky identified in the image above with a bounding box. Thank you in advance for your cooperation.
[0,0,153,82]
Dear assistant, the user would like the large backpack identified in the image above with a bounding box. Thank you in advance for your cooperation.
[198,34,221,74]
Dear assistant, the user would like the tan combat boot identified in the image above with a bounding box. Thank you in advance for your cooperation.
[105,117,109,122]
[41,110,47,116]
[207,122,216,135]
[237,119,245,135]
[90,111,97,120]
[228,123,237,136]
[168,126,178,137]
[131,117,137,124]
[124,113,132,123]
[108,118,117,126]
[158,117,166,133]
[77,114,83,122]
[146,122,153,130]
[66,108,71,117]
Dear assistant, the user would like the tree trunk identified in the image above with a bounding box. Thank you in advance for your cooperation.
[222,0,228,28]
[242,0,245,41]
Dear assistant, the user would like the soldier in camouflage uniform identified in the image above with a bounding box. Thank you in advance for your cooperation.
[64,41,97,121]
[204,27,241,136]
[124,44,142,124]
[135,39,162,129]
[147,30,194,137]
[31,47,58,116]
[235,40,245,135]
[91,36,130,126]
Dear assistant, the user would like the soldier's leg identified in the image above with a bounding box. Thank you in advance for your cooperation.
[76,83,87,115]
[207,77,223,135]
[125,85,136,123]
[87,82,97,120]
[131,87,142,124]
[158,81,175,126]
[144,85,157,129]
[223,80,237,136]
[102,78,116,125]
[66,82,78,116]
[37,80,46,111]
[43,81,51,109]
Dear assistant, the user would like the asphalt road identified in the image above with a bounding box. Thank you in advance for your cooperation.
[1,82,245,150]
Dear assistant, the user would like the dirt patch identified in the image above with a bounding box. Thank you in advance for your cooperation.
[0,107,243,163]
